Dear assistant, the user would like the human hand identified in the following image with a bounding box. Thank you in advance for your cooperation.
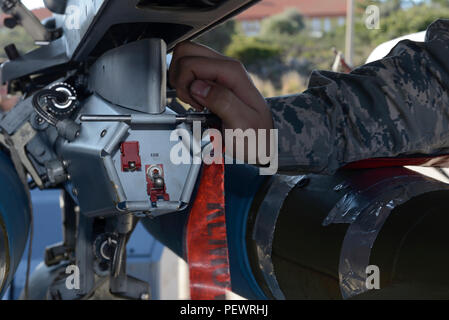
[169,41,273,132]
[0,92,19,112]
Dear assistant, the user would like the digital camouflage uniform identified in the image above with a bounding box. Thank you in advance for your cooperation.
[269,19,449,174]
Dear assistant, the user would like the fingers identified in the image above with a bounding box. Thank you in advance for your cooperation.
[171,42,225,110]
[189,79,260,129]
[191,80,274,164]
[170,56,241,107]
[169,55,266,112]
[169,41,274,164]
[170,42,227,105]
[0,95,18,112]
[169,41,271,132]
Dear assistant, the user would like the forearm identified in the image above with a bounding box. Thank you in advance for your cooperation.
[269,19,449,175]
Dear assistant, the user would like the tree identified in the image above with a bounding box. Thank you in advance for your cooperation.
[225,36,281,66]
[195,20,237,53]
[430,0,449,9]
[260,9,305,37]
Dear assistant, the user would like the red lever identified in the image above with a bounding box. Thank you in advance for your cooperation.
[120,141,142,172]
[145,164,170,203]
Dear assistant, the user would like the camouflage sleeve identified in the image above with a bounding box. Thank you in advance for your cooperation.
[268,19,449,175]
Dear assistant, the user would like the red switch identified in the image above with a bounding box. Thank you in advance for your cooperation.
[120,141,142,172]
[146,164,170,203]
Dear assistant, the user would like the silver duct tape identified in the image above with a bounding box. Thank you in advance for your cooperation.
[329,175,449,299]
[323,175,440,226]
[252,174,305,300]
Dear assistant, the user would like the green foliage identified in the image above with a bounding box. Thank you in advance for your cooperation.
[260,8,305,37]
[370,5,449,42]
[357,0,401,17]
[225,36,281,65]
[430,0,449,9]
[195,20,237,53]
[0,0,446,96]
[217,0,449,95]
[304,1,449,67]
[350,3,449,65]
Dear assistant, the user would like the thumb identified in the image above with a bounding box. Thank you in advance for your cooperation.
[190,79,246,127]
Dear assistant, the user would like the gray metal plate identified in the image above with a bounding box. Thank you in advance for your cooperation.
[58,94,191,216]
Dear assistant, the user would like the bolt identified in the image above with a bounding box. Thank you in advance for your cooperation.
[147,165,162,179]
[153,176,165,189]
[72,188,78,196]
[62,160,69,168]
[67,174,71,180]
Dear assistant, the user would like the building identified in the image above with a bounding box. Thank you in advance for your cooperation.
[236,0,347,37]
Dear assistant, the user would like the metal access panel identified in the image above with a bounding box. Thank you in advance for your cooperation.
[57,94,191,217]
[88,39,167,114]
